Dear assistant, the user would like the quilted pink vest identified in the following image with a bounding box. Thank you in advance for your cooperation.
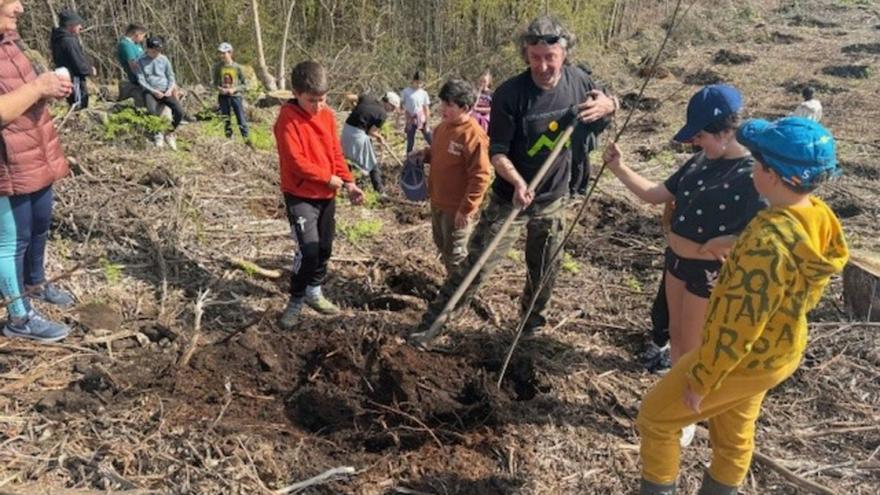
[0,31,68,196]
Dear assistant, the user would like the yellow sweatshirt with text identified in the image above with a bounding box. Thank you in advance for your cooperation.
[687,196,849,396]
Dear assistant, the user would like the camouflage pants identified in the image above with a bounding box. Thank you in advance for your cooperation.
[430,193,566,326]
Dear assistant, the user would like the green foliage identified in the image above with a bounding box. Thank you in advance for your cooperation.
[507,249,524,263]
[199,110,275,150]
[339,218,383,244]
[561,252,581,275]
[100,257,124,285]
[102,107,171,141]
[625,275,643,294]
[362,189,382,209]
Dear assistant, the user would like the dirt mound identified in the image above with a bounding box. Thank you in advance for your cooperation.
[713,49,756,65]
[767,31,804,45]
[620,92,661,112]
[787,15,840,28]
[683,68,724,85]
[822,65,872,79]
[842,160,880,181]
[842,42,880,55]
[285,333,523,452]
[781,78,849,95]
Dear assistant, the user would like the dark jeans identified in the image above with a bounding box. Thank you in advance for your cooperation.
[405,124,432,154]
[427,194,567,327]
[569,157,590,195]
[68,76,89,110]
[145,93,184,130]
[650,271,670,347]
[219,95,249,138]
[0,186,54,318]
[284,194,336,298]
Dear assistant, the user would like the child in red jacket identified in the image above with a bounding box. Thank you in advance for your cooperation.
[273,60,364,329]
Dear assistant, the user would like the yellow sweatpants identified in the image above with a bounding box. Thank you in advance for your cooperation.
[636,350,799,486]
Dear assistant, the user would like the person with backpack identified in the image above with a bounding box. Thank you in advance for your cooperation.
[1,0,76,342]
[49,9,93,110]
[413,16,617,343]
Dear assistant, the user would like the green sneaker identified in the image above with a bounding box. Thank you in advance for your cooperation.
[279,297,304,330]
[306,294,341,315]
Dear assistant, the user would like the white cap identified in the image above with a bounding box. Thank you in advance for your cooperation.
[383,91,401,110]
[218,42,233,53]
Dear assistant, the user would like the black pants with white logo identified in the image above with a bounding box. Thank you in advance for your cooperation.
[284,194,336,298]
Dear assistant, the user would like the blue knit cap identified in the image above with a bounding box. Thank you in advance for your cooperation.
[737,117,839,188]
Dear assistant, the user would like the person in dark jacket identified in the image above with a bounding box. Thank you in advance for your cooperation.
[50,9,93,109]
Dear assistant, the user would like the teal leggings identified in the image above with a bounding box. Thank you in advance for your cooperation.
[0,186,54,319]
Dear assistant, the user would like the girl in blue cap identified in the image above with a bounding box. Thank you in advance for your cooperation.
[604,85,765,446]
[634,117,848,494]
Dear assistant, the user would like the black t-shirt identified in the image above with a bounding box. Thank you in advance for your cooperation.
[488,65,609,205]
[664,153,765,243]
[345,95,386,131]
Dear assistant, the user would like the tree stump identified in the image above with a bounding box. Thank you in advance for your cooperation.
[843,251,880,321]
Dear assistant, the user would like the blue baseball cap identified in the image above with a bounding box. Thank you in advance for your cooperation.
[737,117,839,188]
[673,85,743,143]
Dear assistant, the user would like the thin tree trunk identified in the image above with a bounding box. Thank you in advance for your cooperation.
[277,0,297,90]
[251,0,278,91]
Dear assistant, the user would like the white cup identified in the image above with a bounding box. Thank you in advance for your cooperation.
[53,67,70,80]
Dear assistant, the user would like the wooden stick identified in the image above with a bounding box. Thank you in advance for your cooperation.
[228,256,282,279]
[380,140,405,167]
[177,289,210,368]
[752,451,837,495]
[273,466,357,495]
[409,123,577,347]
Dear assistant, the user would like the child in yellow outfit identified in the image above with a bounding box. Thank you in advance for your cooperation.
[636,117,849,495]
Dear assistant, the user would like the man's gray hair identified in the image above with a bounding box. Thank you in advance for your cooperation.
[518,15,576,63]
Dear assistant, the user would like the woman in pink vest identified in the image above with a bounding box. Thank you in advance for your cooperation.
[1,0,75,342]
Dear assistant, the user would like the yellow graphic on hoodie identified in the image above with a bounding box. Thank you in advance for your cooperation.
[687,196,848,396]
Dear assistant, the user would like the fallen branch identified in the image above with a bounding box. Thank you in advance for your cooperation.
[229,256,282,279]
[752,451,837,495]
[273,466,357,494]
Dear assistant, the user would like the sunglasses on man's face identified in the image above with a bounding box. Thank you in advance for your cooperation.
[524,34,561,45]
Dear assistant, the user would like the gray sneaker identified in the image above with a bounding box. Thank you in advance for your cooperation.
[4,311,70,342]
[29,283,75,308]
[279,297,305,330]
[305,294,341,315]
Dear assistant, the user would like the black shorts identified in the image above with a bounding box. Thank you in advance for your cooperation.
[664,248,722,298]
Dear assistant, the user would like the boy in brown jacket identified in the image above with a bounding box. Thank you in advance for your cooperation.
[419,79,491,275]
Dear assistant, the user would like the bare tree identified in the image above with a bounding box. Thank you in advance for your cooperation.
[251,0,278,91]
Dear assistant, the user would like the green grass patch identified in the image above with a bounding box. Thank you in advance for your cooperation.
[561,252,581,275]
[102,107,171,141]
[100,257,124,285]
[198,108,275,150]
[625,275,643,294]
[339,218,382,244]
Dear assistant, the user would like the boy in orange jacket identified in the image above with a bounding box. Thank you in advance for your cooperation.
[419,78,491,276]
[273,61,364,329]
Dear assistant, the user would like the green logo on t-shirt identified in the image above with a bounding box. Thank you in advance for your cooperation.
[527,131,571,157]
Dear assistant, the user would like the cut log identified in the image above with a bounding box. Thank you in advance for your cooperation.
[842,250,880,321]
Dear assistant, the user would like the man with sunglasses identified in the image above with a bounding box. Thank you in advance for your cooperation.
[414,16,618,342]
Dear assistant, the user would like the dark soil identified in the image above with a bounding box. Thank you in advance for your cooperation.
[683,68,724,85]
[780,78,849,95]
[620,92,662,112]
[842,42,880,55]
[787,15,840,28]
[822,64,872,79]
[713,49,756,65]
